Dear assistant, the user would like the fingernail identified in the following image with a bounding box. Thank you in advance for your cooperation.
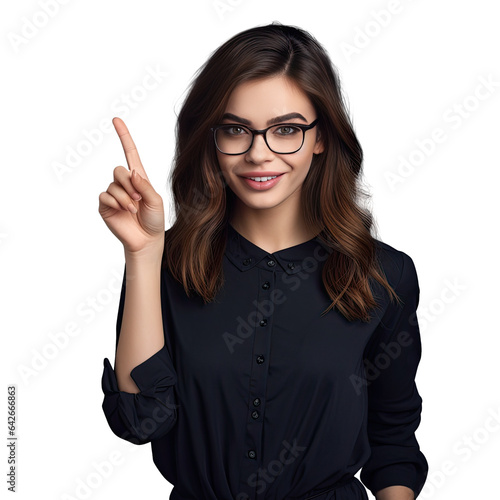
[131,192,142,200]
[128,203,138,214]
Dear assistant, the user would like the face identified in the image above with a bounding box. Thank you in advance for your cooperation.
[215,75,324,215]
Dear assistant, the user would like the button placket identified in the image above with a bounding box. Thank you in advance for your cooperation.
[238,264,276,496]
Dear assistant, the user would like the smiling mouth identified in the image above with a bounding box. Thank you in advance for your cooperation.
[239,173,285,181]
[246,175,279,182]
[238,173,286,191]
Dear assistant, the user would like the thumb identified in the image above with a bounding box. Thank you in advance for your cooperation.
[131,169,160,206]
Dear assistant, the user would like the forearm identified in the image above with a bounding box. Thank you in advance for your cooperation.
[115,248,164,393]
[376,485,414,500]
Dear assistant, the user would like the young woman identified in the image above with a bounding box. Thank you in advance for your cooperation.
[99,23,428,500]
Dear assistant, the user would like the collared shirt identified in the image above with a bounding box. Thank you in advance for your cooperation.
[101,223,428,500]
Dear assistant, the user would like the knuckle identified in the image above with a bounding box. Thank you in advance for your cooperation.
[113,165,127,178]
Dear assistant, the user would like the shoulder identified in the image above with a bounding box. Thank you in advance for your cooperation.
[372,238,419,297]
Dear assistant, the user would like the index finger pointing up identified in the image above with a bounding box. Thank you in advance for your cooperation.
[112,117,150,183]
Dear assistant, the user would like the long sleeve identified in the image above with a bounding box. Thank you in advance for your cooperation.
[101,264,179,445]
[96,224,429,498]
[360,252,428,498]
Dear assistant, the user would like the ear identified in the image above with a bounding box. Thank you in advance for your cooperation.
[313,130,325,155]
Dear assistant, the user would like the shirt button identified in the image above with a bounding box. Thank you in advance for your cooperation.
[288,262,295,270]
[253,398,261,406]
[262,281,270,290]
[248,450,256,459]
[256,355,265,364]
[259,319,267,327]
[242,258,252,266]
[267,259,275,267]
[251,410,259,419]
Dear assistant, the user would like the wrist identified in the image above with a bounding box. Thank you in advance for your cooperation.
[124,240,164,265]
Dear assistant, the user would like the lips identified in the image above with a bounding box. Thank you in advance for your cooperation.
[240,173,285,191]
[239,172,286,179]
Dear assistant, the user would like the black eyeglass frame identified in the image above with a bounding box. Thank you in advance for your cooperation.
[210,118,320,155]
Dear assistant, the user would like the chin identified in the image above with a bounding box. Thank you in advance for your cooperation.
[237,194,291,211]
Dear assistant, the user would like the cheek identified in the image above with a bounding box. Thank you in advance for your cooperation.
[287,152,315,176]
[216,155,229,177]
[216,152,234,173]
[216,157,238,186]
[215,152,224,170]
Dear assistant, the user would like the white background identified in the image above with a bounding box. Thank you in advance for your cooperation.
[1,0,499,498]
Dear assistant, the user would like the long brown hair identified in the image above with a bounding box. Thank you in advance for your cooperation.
[162,22,401,322]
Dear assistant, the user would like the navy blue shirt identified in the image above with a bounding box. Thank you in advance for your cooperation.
[101,223,428,499]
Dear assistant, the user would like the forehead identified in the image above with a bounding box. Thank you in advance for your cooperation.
[224,75,315,124]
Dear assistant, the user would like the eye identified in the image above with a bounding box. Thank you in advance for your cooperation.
[221,125,248,136]
[274,125,301,136]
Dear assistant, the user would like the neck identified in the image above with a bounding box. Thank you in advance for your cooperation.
[229,197,320,254]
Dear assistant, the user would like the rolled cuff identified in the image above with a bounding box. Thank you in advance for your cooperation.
[360,445,428,498]
[101,344,178,445]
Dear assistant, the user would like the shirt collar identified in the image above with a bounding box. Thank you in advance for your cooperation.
[225,223,333,275]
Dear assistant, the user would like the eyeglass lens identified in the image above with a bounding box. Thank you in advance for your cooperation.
[215,124,304,154]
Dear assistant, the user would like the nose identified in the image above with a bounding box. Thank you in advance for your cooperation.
[244,132,275,163]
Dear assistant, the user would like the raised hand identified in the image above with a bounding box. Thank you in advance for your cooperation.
[98,117,165,256]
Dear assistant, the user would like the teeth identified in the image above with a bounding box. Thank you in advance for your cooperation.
[248,176,277,182]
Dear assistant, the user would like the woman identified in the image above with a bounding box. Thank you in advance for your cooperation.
[99,23,428,500]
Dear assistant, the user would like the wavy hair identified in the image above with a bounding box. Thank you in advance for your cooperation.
[162,22,401,322]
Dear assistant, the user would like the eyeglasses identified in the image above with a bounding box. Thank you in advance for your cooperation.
[210,118,319,155]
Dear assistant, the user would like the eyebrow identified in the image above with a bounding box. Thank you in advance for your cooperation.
[221,112,308,126]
